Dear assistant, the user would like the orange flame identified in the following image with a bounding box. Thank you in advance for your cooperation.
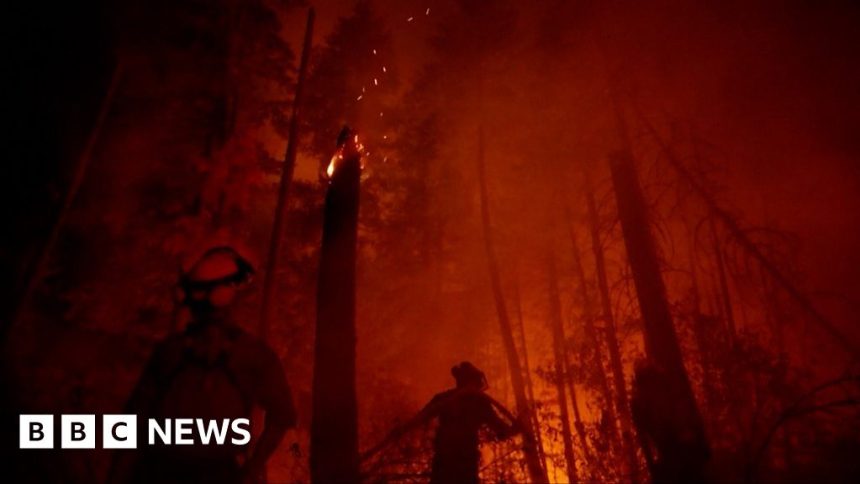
[325,133,365,179]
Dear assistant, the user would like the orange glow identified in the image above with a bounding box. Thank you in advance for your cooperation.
[326,153,342,178]
[325,133,365,179]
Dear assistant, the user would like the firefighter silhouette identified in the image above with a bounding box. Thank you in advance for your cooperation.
[366,362,520,484]
[109,246,296,484]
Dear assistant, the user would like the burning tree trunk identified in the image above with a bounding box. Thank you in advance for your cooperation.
[608,149,709,480]
[584,179,641,481]
[477,126,549,484]
[547,254,579,484]
[310,128,361,483]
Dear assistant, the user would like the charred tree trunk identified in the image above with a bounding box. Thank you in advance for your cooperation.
[547,255,579,484]
[608,149,709,481]
[310,133,360,484]
[477,126,549,484]
[259,8,315,338]
[513,277,548,471]
[584,180,641,481]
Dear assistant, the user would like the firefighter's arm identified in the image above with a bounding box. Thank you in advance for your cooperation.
[360,393,443,462]
[384,394,442,443]
[483,397,518,440]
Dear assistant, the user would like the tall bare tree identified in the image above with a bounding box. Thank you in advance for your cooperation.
[477,126,549,484]
[547,253,579,483]
[608,149,709,479]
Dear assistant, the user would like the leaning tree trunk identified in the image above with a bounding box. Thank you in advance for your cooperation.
[477,126,549,484]
[608,149,709,480]
[259,8,315,338]
[513,277,548,470]
[547,254,579,483]
[310,137,360,484]
[584,179,641,482]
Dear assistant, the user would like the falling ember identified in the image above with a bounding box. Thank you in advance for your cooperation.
[407,17,413,22]
[362,86,366,93]
[356,95,363,101]
[382,66,387,73]
[372,49,377,55]
[426,8,430,15]
[379,112,384,117]
[373,78,378,86]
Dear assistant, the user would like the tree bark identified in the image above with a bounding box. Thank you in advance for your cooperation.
[477,126,549,484]
[310,137,360,483]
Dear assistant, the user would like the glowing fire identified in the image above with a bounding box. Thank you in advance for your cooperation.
[326,153,342,178]
[326,133,365,179]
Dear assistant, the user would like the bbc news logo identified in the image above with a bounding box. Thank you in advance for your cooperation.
[19,415,250,449]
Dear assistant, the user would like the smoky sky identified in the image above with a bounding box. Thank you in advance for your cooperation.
[6,0,860,339]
